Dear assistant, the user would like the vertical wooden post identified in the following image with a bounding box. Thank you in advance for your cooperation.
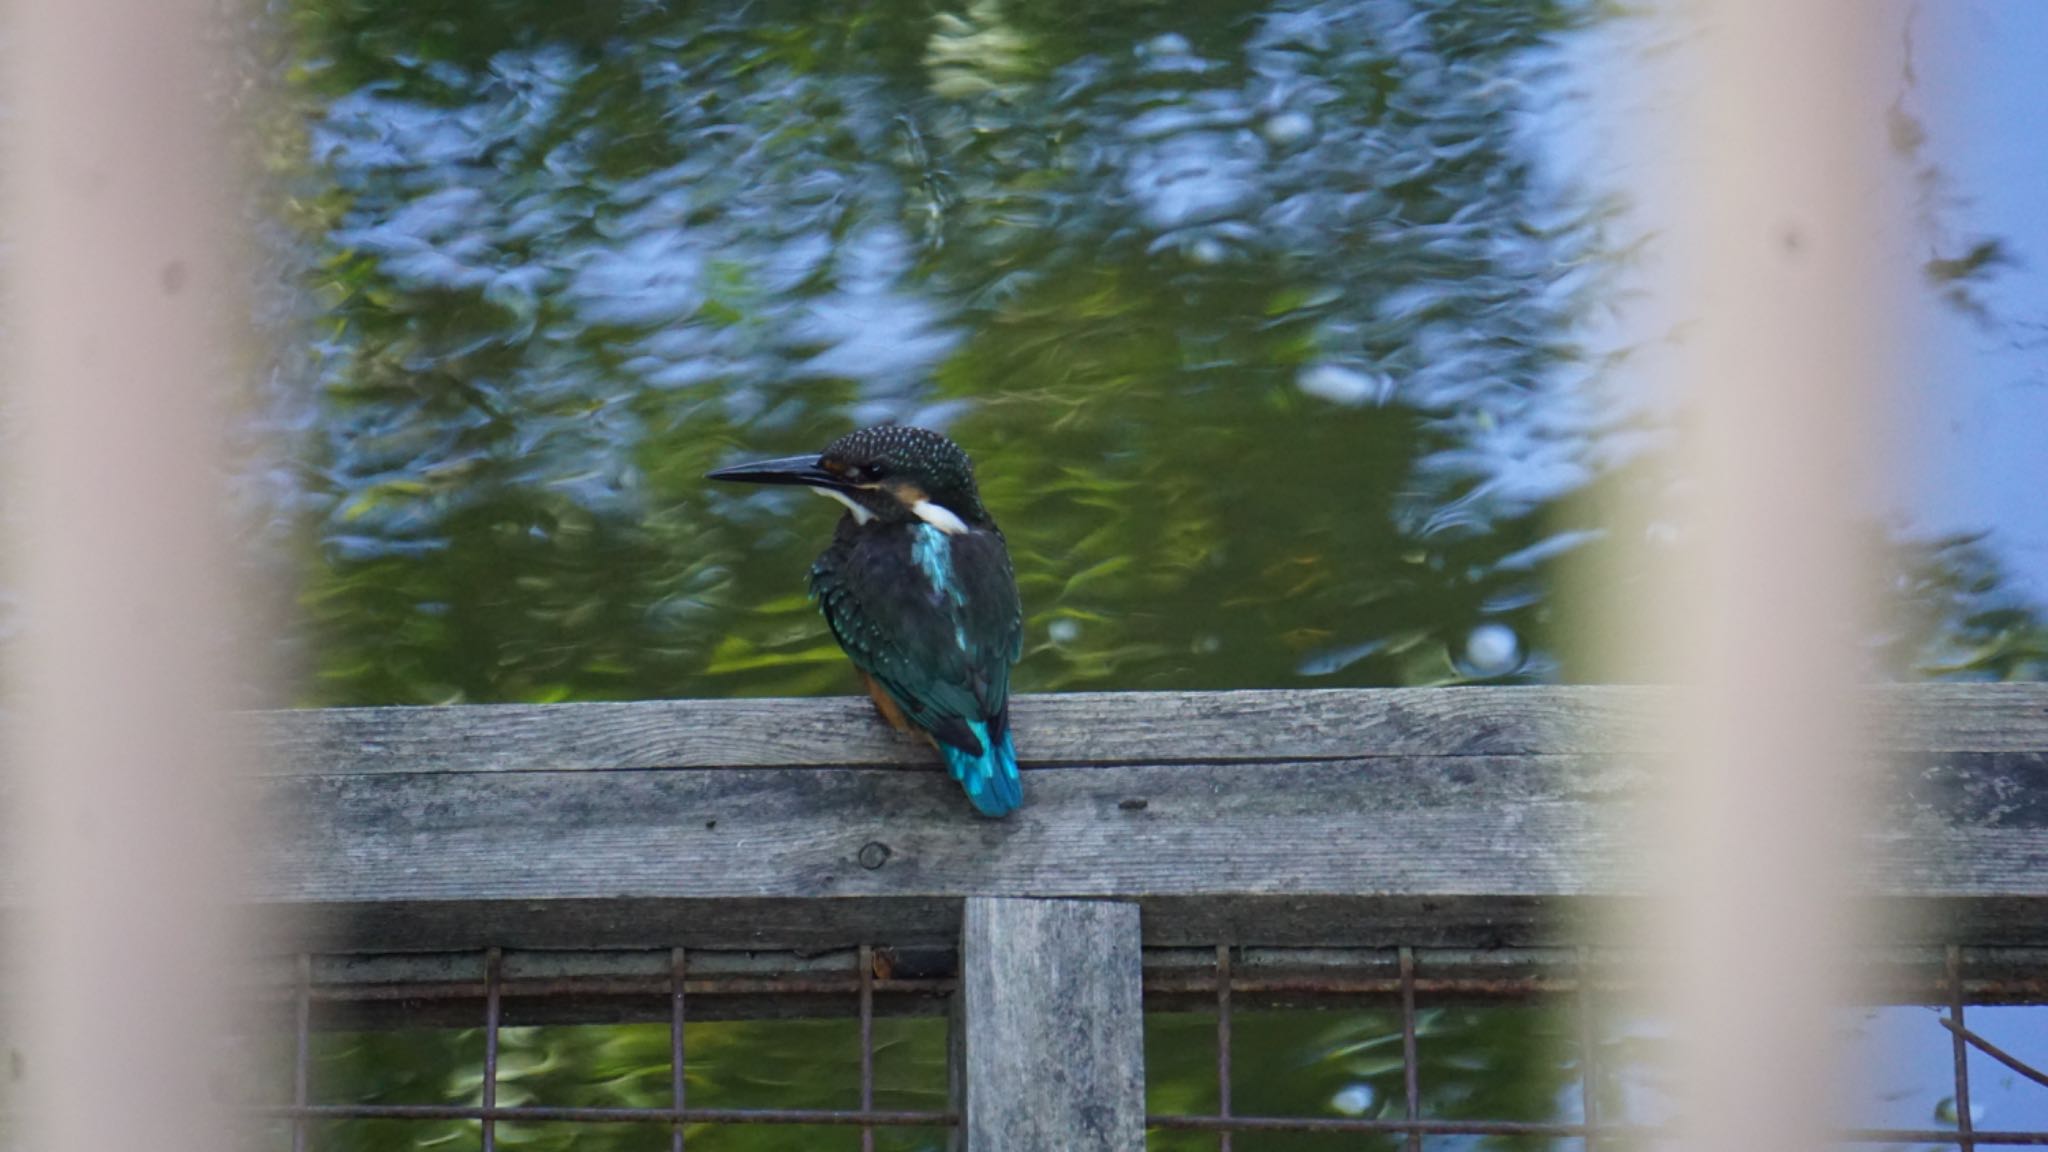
[1629,4,1895,1152]
[6,0,253,1147]
[953,897,1145,1152]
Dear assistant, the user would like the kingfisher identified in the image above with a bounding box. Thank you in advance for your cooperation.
[707,425,1025,817]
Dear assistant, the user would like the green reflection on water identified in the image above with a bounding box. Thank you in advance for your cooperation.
[308,1017,950,1150]
[1147,1005,1578,1152]
[299,1006,1574,1152]
[280,0,1610,705]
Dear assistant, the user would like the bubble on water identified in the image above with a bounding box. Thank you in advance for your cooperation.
[1296,363,1378,406]
[1462,622,1521,676]
[1330,1083,1376,1116]
[1262,110,1315,147]
[1145,32,1192,57]
[1193,634,1222,655]
[1049,618,1081,644]
[1934,1097,1986,1126]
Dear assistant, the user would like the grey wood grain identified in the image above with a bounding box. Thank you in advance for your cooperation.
[5,686,2023,954]
[245,747,2048,952]
[246,684,2048,776]
[954,898,1144,1152]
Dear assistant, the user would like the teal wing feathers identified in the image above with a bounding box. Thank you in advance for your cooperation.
[810,524,1021,756]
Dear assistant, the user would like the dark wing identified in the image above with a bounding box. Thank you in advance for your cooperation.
[811,526,1022,755]
[947,527,1025,712]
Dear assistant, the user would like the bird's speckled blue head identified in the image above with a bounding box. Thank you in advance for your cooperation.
[708,424,994,532]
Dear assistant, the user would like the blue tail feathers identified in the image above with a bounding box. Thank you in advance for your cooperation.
[940,720,1023,818]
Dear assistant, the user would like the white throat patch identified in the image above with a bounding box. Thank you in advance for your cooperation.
[811,487,874,524]
[911,499,970,535]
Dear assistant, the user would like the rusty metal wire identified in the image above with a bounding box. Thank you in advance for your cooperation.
[1576,944,1602,1149]
[482,947,501,1152]
[1953,943,1979,1152]
[252,1104,955,1125]
[1398,945,1421,1152]
[291,954,311,1152]
[275,943,958,1135]
[1146,1115,2048,1145]
[1215,944,1233,1152]
[274,944,2048,1014]
[259,941,2048,1145]
[1943,1017,2048,1091]
[670,947,686,1152]
[1149,940,2048,1148]
[859,943,876,1152]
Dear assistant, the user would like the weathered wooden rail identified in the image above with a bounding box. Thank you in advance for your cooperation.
[3,683,2027,1152]
[254,684,2048,954]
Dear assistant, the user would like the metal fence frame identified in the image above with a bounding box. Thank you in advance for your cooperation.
[258,937,2048,1150]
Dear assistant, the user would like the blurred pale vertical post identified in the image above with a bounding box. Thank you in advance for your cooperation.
[1635,2,1897,1150]
[5,0,254,1148]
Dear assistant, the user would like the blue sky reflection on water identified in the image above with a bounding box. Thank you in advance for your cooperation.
[1594,1004,2048,1139]
[1531,0,2048,609]
[1851,1004,2048,1139]
[1902,2,2048,605]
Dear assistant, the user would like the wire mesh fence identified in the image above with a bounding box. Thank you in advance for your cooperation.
[227,942,2048,1151]
[262,945,953,1150]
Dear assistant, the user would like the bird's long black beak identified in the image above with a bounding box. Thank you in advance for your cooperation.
[704,453,846,490]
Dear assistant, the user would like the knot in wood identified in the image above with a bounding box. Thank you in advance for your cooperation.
[858,841,892,870]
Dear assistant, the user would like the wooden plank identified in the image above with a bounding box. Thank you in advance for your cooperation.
[4,688,2040,951]
[234,747,2048,952]
[246,684,2048,775]
[255,756,1623,946]
[954,898,1144,1152]
[249,687,1644,774]
[1874,684,2048,752]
